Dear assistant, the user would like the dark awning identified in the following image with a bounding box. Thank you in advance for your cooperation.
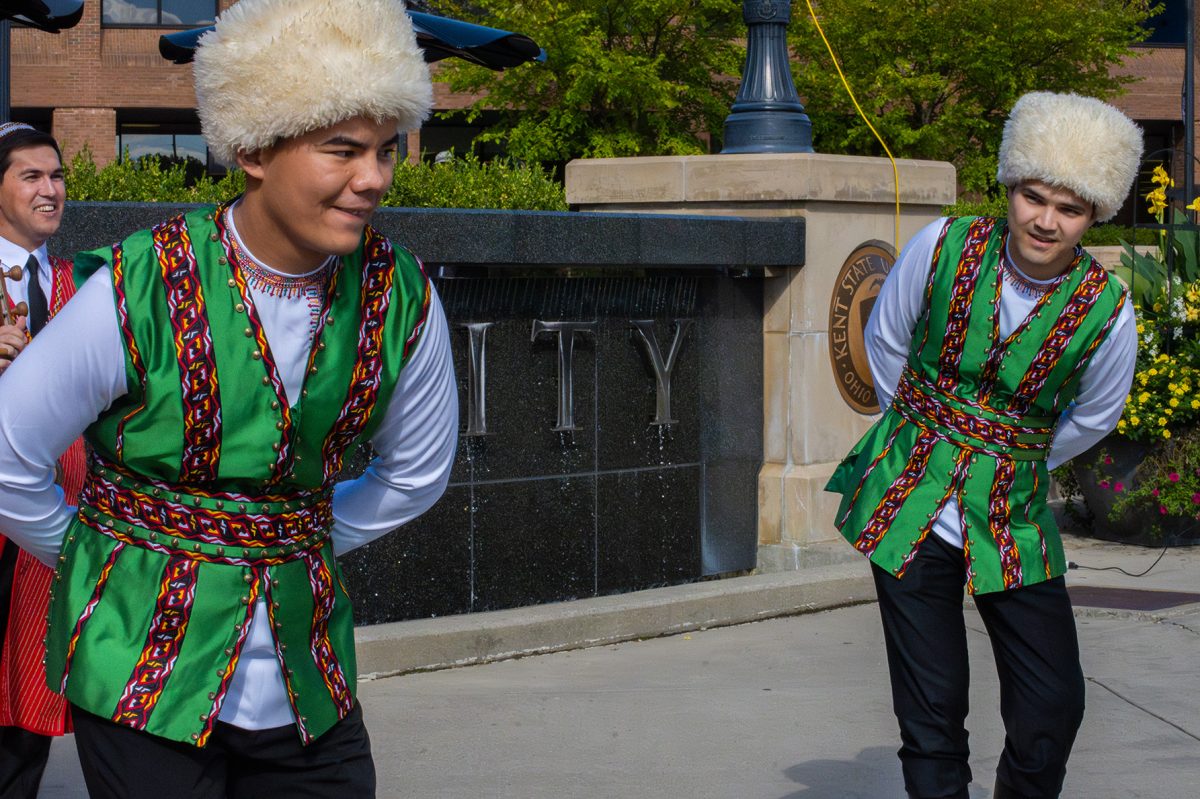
[0,0,84,33]
[158,9,545,70]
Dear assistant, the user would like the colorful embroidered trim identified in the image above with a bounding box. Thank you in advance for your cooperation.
[265,573,312,745]
[153,215,222,483]
[197,565,262,747]
[214,208,297,483]
[304,552,354,721]
[893,372,1052,460]
[1007,260,1110,416]
[936,217,994,392]
[894,449,973,578]
[79,459,332,567]
[852,429,938,556]
[110,244,148,462]
[987,456,1023,590]
[320,228,396,483]
[59,543,124,693]
[111,555,199,730]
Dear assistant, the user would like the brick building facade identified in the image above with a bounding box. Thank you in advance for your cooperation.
[10,0,483,169]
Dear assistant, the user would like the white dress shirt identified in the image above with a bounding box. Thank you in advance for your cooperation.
[0,235,51,312]
[864,218,1137,549]
[0,209,459,729]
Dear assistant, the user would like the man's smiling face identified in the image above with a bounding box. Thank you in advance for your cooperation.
[0,144,65,251]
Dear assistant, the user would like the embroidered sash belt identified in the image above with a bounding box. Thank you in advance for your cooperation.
[77,457,333,566]
[892,370,1054,461]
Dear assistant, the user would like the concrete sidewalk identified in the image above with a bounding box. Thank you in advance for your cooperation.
[41,535,1200,798]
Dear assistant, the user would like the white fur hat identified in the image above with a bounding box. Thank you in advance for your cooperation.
[996,91,1143,222]
[193,0,433,167]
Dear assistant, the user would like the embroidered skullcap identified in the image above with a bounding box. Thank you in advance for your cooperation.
[0,123,35,141]
[996,92,1143,222]
[193,0,432,167]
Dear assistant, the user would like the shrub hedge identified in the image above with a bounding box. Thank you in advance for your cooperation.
[64,149,567,211]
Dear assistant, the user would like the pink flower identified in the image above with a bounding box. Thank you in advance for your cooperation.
[1169,472,1181,483]
[1104,455,1113,466]
[1113,482,1124,493]
[1098,480,1110,489]
[1193,493,1200,504]
[1160,505,1169,515]
[1152,488,1161,497]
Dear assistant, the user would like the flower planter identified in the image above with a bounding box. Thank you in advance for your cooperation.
[1071,435,1200,547]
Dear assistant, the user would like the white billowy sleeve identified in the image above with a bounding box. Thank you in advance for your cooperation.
[864,219,946,410]
[330,286,458,554]
[1046,298,1137,470]
[0,268,127,565]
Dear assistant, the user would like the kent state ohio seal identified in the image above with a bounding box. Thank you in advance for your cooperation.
[828,241,895,415]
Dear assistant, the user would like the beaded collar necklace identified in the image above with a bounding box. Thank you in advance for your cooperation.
[222,205,334,339]
[999,243,1071,297]
[222,212,333,299]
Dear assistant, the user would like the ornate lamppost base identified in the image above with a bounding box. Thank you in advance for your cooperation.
[722,111,813,154]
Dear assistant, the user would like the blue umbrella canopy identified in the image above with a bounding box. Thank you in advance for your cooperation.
[159,9,545,69]
[0,0,84,33]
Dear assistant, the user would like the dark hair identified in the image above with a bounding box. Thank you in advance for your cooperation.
[0,128,62,179]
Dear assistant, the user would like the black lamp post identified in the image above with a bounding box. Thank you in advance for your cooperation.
[722,0,813,154]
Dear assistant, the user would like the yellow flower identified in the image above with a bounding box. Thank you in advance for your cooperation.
[1188,196,1200,213]
[1132,416,1141,425]
[1140,392,1151,403]
[1149,368,1158,377]
[1146,186,1168,215]
[1159,416,1168,426]
[1192,399,1199,410]
[1170,398,1180,408]
[1164,429,1172,439]
[1153,165,1174,188]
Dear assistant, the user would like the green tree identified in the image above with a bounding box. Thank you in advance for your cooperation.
[429,0,745,162]
[790,0,1155,193]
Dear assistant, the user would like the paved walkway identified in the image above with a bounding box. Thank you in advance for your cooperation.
[42,535,1200,798]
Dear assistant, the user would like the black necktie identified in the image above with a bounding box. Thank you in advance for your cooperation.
[25,254,48,335]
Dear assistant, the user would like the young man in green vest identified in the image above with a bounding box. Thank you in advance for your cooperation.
[827,92,1142,799]
[0,1,457,796]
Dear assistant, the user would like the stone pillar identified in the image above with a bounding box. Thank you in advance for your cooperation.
[52,107,116,167]
[566,152,956,571]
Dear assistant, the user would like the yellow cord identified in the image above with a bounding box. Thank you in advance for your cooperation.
[804,0,901,250]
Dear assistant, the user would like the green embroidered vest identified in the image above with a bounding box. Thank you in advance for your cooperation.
[827,217,1127,594]
[44,206,432,746]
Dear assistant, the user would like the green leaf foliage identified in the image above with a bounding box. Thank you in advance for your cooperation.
[791,0,1155,193]
[428,0,746,161]
[64,148,566,210]
[383,152,567,210]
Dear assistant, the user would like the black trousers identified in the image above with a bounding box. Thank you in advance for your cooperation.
[71,702,376,799]
[873,534,1085,799]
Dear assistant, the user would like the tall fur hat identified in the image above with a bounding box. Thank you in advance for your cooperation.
[193,0,433,167]
[996,91,1143,222]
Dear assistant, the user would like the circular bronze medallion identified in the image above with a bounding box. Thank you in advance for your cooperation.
[828,241,896,415]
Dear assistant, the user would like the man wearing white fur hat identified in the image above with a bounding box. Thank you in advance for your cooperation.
[0,0,456,796]
[827,92,1142,799]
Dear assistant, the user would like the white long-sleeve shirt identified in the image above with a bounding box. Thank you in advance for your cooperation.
[864,218,1137,549]
[0,210,458,729]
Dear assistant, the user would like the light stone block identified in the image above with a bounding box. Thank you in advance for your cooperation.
[763,269,791,334]
[780,461,845,548]
[757,462,786,546]
[763,330,790,465]
[790,331,879,467]
[565,157,687,205]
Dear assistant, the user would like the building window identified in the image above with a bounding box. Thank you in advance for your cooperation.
[102,0,216,27]
[118,126,215,179]
[1143,0,1187,46]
